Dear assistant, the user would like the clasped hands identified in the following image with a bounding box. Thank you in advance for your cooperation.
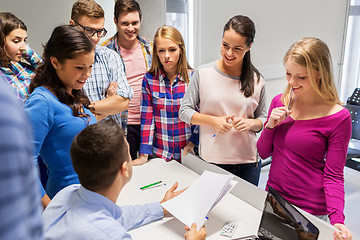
[212,115,253,134]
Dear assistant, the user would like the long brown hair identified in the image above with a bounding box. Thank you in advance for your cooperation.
[149,25,192,84]
[223,15,261,97]
[0,12,27,67]
[30,25,95,117]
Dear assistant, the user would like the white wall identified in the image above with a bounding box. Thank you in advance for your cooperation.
[192,0,350,106]
[1,0,117,53]
[1,0,349,106]
[0,0,165,53]
[137,0,166,40]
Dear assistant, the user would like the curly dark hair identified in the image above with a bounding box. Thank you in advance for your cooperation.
[29,25,95,117]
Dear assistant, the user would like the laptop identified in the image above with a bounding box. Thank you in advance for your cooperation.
[256,186,319,240]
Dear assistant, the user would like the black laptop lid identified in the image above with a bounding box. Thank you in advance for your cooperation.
[257,186,319,240]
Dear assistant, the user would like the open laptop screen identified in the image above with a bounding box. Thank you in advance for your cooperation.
[257,186,319,240]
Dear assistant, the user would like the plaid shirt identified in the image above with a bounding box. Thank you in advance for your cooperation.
[101,34,152,130]
[82,46,133,126]
[140,70,192,161]
[0,45,42,103]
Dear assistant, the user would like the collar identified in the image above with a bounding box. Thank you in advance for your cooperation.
[158,68,183,84]
[77,185,122,218]
[113,33,152,52]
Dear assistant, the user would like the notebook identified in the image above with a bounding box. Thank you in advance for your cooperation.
[257,186,319,240]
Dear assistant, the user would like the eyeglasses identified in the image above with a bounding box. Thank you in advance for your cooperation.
[73,19,107,38]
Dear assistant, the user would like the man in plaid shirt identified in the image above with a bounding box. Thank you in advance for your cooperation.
[70,0,133,124]
[101,0,153,160]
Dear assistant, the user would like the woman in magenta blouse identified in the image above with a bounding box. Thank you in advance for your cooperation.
[257,37,352,240]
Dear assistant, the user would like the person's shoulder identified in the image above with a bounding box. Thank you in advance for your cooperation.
[95,45,118,57]
[144,71,155,78]
[43,184,80,219]
[26,87,49,100]
[256,73,265,85]
[94,46,121,65]
[270,94,283,107]
[100,35,116,47]
[138,35,153,45]
[27,87,56,102]
[198,62,214,70]
[194,62,215,75]
[333,105,352,120]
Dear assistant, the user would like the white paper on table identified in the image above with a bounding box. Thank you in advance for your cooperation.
[161,170,237,230]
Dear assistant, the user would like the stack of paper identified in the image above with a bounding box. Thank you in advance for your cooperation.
[161,170,237,230]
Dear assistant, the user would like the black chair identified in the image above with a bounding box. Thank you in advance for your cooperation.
[344,104,360,171]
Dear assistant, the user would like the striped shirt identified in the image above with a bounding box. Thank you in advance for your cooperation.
[0,45,42,103]
[140,69,192,161]
[101,34,152,130]
[0,77,43,239]
[82,46,133,126]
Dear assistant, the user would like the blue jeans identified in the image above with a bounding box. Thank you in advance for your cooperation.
[215,160,262,186]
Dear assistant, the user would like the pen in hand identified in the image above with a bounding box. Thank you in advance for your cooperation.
[287,88,294,110]
[213,116,234,137]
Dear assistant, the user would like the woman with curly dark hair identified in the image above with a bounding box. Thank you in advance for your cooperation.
[24,25,97,208]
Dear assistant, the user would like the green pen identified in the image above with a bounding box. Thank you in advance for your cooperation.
[140,181,162,190]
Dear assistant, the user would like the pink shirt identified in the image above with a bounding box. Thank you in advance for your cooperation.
[257,94,352,224]
[120,44,147,124]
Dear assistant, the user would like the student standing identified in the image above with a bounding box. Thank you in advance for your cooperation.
[179,15,267,186]
[257,37,352,240]
[43,120,206,240]
[102,0,152,160]
[24,25,97,207]
[70,0,133,123]
[0,12,42,102]
[133,25,193,165]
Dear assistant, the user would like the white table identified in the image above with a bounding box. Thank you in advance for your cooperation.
[116,154,337,240]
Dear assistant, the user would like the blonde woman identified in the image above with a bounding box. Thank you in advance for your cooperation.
[133,25,193,165]
[257,37,352,240]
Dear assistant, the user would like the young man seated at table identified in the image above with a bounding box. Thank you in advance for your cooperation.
[42,120,206,240]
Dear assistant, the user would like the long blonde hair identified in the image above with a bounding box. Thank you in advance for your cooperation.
[282,37,341,106]
[148,25,192,84]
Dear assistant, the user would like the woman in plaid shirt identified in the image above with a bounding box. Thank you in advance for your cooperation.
[0,12,42,103]
[133,25,193,165]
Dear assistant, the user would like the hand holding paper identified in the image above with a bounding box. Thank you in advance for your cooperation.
[161,170,237,230]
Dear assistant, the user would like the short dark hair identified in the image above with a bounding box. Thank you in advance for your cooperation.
[71,0,105,22]
[114,0,142,21]
[71,119,130,192]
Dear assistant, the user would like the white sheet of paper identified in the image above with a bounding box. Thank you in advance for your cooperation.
[161,170,237,230]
